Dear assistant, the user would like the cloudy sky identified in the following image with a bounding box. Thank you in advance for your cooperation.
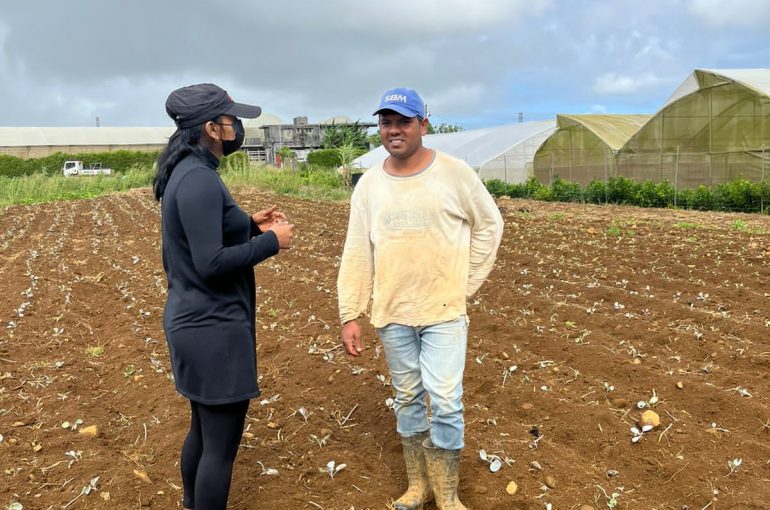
[1,0,769,129]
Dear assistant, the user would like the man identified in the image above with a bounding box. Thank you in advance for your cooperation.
[337,87,504,510]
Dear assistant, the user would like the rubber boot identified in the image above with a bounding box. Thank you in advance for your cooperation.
[423,438,467,510]
[394,431,432,510]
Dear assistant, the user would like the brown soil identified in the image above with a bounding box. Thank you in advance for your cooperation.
[1,188,769,510]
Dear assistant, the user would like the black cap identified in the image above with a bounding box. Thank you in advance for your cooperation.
[165,83,262,129]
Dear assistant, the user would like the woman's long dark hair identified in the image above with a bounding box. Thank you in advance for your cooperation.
[153,126,204,201]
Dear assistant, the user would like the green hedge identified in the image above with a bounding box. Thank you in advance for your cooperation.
[484,176,770,214]
[307,149,342,168]
[0,150,160,178]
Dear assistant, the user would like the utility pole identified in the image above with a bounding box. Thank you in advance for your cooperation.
[518,112,523,124]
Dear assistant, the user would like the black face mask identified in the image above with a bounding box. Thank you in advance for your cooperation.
[220,118,245,156]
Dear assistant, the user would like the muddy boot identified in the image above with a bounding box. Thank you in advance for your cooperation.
[394,431,432,510]
[423,438,467,510]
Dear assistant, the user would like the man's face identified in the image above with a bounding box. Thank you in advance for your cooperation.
[378,111,428,160]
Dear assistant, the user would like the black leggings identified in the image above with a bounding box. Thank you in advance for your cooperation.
[181,399,249,510]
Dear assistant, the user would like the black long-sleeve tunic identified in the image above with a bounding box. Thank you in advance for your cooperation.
[160,150,279,404]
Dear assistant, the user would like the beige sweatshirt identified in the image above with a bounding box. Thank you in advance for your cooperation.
[337,150,504,328]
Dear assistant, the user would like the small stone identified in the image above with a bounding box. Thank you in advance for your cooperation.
[319,428,333,439]
[132,375,144,383]
[521,403,534,410]
[506,481,518,496]
[501,351,510,360]
[11,422,25,428]
[133,469,152,484]
[78,425,100,437]
[579,506,595,510]
[640,410,661,428]
[267,422,279,429]
[474,486,488,495]
[327,374,334,384]
[242,432,254,439]
[530,461,542,470]
[100,492,111,501]
[545,475,557,489]
[676,381,684,389]
[632,357,642,365]
[32,443,43,452]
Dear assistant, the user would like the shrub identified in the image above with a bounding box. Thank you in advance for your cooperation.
[484,179,510,197]
[607,176,638,204]
[550,178,582,202]
[0,150,159,178]
[524,177,546,199]
[583,180,608,204]
[714,178,761,212]
[307,149,343,168]
[637,180,674,208]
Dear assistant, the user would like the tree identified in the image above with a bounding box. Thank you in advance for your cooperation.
[367,133,382,148]
[276,146,296,168]
[321,122,369,151]
[337,143,360,188]
[427,123,463,134]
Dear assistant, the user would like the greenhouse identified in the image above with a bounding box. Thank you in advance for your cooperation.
[532,114,651,185]
[616,68,770,188]
[0,127,175,159]
[352,121,556,183]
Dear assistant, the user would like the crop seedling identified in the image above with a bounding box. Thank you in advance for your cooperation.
[257,461,279,476]
[630,424,654,443]
[85,346,104,358]
[729,386,752,397]
[731,219,748,231]
[296,406,312,423]
[596,484,621,508]
[479,449,503,472]
[726,458,742,476]
[63,476,99,509]
[65,450,82,467]
[501,365,518,386]
[636,388,659,409]
[323,460,347,479]
[61,419,84,431]
[479,449,516,473]
[309,431,331,448]
[259,394,281,406]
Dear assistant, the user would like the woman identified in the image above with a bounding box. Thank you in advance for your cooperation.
[153,83,294,510]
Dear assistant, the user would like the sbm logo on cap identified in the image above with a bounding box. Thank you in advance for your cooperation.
[384,94,408,103]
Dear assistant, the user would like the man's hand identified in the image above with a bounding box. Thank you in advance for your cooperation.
[342,320,364,357]
[252,205,287,233]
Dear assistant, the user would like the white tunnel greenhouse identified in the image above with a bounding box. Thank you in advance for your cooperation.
[352,121,556,183]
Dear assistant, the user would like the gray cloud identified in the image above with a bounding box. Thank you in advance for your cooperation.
[0,0,767,128]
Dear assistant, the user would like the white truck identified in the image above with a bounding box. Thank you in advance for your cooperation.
[61,160,113,177]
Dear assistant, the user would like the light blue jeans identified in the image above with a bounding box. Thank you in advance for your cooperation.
[376,316,467,450]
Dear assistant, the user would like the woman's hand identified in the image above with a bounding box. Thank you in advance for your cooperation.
[252,205,287,233]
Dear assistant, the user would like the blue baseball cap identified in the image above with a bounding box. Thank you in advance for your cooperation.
[373,87,426,118]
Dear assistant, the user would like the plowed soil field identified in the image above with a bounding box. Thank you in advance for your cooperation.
[1,187,769,510]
